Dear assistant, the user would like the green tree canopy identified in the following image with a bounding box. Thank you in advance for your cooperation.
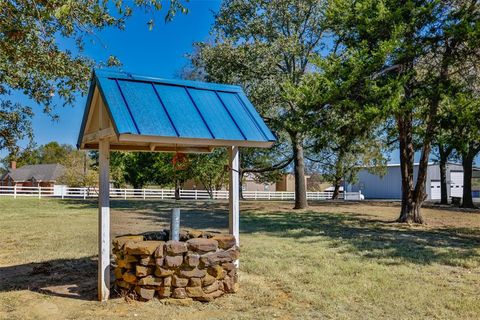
[324,0,480,223]
[0,0,186,155]
[190,0,328,209]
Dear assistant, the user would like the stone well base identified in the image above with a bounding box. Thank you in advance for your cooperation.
[112,230,239,302]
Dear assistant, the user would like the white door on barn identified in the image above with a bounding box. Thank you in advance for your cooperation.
[430,180,441,200]
[450,171,464,197]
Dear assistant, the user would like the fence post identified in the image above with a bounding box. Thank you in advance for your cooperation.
[62,186,65,199]
[124,188,127,200]
[143,188,146,200]
[161,189,164,200]
[195,189,198,200]
[14,185,17,199]
[38,186,41,199]
[83,187,86,200]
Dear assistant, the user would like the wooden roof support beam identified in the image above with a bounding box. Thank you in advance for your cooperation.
[82,127,116,144]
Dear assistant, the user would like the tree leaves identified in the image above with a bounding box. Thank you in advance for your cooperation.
[0,100,34,158]
[0,0,187,155]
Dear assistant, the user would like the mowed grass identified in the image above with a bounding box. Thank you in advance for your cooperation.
[0,198,479,319]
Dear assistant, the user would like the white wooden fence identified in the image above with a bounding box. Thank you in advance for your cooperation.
[0,185,363,201]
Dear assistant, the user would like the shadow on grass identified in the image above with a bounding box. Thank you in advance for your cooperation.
[0,257,99,301]
[240,210,480,267]
[62,199,230,231]
[59,199,480,267]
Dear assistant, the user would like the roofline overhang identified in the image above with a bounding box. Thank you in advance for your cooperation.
[79,133,274,152]
[118,134,274,149]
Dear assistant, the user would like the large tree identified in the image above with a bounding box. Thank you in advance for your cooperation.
[0,0,185,154]
[58,149,98,188]
[282,48,388,200]
[327,0,479,223]
[1,141,78,168]
[444,93,480,208]
[190,0,327,209]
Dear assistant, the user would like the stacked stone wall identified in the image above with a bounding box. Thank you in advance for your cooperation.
[112,230,239,302]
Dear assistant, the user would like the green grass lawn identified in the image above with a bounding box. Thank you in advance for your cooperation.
[0,198,479,319]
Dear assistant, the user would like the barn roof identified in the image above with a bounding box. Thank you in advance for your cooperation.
[77,69,275,152]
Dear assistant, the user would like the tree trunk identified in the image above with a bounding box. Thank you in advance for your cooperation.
[175,179,181,200]
[396,114,426,224]
[331,178,341,200]
[397,43,448,224]
[331,150,344,200]
[438,145,453,205]
[291,132,308,209]
[239,170,245,200]
[439,152,448,205]
[461,146,478,208]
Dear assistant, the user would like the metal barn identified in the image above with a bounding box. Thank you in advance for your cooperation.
[347,163,466,200]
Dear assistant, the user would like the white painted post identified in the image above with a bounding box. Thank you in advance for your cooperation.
[143,188,145,200]
[14,185,17,199]
[229,146,240,249]
[98,139,110,301]
[83,187,87,200]
[38,186,41,199]
[124,188,127,200]
[195,189,198,200]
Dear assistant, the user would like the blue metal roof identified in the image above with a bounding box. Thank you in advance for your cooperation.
[78,69,275,149]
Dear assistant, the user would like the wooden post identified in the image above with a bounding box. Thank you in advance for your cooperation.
[229,146,240,247]
[98,139,110,301]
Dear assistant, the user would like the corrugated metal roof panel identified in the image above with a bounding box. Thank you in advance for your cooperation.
[117,80,177,137]
[96,76,138,134]
[78,69,276,148]
[154,84,213,139]
[236,92,277,141]
[187,88,245,140]
[217,91,267,141]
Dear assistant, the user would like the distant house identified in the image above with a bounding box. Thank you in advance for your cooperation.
[0,162,66,188]
[243,174,277,192]
[275,174,310,192]
[182,173,310,192]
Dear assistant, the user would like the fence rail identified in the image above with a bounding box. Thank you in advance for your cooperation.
[0,185,363,201]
